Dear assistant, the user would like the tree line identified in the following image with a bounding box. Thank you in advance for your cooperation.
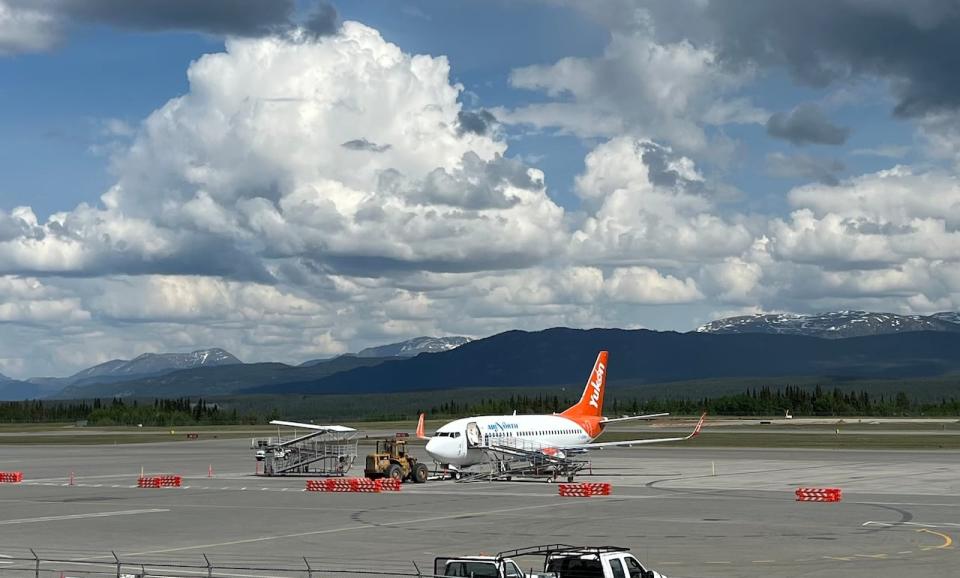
[1,387,958,424]
[0,397,257,426]
[425,386,960,418]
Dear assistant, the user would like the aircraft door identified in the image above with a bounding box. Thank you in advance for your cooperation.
[466,422,482,447]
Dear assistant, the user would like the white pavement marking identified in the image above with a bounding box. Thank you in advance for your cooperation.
[855,500,960,507]
[123,500,588,557]
[863,521,960,529]
[0,508,169,525]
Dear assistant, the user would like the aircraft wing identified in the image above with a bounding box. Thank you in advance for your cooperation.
[269,420,356,433]
[600,412,669,424]
[564,413,706,450]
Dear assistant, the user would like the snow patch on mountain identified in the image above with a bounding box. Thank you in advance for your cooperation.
[68,348,242,382]
[697,310,960,339]
[357,336,472,358]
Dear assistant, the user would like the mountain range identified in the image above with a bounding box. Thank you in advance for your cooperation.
[254,327,960,396]
[697,310,960,338]
[2,312,959,400]
[0,337,473,400]
[299,336,471,367]
[0,372,39,400]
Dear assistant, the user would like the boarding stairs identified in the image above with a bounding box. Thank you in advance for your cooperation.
[456,435,587,483]
[254,429,360,476]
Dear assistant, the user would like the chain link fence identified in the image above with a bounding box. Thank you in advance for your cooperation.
[0,549,444,578]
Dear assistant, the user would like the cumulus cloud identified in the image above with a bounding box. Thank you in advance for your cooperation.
[570,137,754,264]
[769,168,960,293]
[2,22,561,279]
[766,104,850,146]
[605,267,702,304]
[500,24,763,151]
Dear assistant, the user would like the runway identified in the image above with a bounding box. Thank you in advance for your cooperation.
[0,440,957,577]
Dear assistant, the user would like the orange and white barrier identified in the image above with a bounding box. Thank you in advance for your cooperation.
[795,487,842,502]
[0,471,23,483]
[558,482,611,497]
[137,475,182,488]
[378,478,402,492]
[305,477,402,493]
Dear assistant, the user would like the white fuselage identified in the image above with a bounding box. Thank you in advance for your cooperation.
[424,414,592,467]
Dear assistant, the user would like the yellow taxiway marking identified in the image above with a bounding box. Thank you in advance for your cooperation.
[917,528,954,550]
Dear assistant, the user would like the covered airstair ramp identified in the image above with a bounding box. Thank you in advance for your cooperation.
[252,420,361,476]
[455,431,587,483]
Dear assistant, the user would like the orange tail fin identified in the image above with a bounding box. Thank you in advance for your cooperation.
[561,351,608,419]
[416,413,427,439]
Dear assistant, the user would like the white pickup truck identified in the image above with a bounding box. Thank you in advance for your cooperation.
[436,545,666,578]
[255,447,288,461]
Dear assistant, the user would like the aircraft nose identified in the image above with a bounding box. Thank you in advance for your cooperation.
[425,437,441,460]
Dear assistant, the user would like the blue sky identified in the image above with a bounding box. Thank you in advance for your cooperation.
[1,0,959,377]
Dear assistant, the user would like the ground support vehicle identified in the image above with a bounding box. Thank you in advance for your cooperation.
[364,437,429,483]
[436,544,666,578]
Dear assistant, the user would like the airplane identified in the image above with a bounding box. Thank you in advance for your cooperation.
[419,351,705,470]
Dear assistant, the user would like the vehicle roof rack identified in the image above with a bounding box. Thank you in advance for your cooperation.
[496,545,628,559]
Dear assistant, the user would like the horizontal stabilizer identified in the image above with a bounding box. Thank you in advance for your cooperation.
[600,412,669,424]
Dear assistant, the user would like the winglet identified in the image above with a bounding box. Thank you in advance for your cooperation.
[416,413,427,439]
[686,413,707,439]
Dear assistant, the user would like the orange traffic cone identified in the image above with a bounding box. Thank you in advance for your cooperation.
[207,464,214,478]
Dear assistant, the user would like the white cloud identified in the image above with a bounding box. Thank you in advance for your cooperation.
[605,267,702,304]
[500,26,762,151]
[699,257,765,304]
[570,137,754,265]
[0,277,89,323]
[1,22,566,279]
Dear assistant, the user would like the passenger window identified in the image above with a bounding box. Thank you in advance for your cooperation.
[624,556,645,578]
[505,562,523,578]
[610,559,626,578]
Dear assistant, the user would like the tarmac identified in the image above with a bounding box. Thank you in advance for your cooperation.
[0,439,957,578]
